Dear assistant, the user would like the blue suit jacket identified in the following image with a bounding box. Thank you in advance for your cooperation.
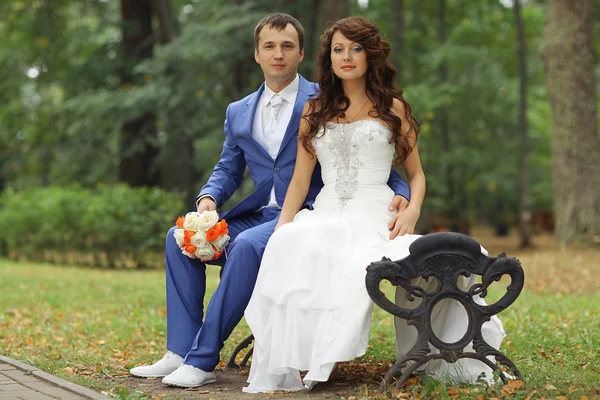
[197,75,410,221]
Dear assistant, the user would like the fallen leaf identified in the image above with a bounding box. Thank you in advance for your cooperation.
[545,384,557,390]
[508,379,525,389]
[447,387,459,396]
[501,385,515,395]
[407,377,418,385]
[524,390,537,400]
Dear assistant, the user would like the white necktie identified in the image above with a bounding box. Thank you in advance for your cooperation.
[265,94,284,135]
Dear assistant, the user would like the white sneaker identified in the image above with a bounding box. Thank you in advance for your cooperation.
[129,351,184,378]
[162,364,216,388]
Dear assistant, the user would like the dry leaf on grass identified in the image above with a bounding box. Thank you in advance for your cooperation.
[508,379,525,389]
[523,391,537,400]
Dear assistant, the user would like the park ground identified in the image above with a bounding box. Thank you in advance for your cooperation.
[1,228,599,399]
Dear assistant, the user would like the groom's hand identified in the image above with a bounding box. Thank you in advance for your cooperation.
[197,197,217,213]
[389,195,409,213]
[388,195,414,239]
[388,208,419,239]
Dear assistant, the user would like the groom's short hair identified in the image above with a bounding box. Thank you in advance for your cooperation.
[254,13,305,51]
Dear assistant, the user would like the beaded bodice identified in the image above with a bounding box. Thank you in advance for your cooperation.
[313,120,394,207]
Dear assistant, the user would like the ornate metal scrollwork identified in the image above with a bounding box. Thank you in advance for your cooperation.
[366,232,524,392]
[226,334,254,370]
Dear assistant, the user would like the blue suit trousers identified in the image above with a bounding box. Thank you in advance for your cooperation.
[165,208,279,371]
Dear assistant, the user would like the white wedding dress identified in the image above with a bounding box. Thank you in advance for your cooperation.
[243,120,506,393]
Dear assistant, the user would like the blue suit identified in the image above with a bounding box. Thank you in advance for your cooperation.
[165,75,410,372]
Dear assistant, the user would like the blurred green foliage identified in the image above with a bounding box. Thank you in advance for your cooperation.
[0,0,597,249]
[0,185,184,267]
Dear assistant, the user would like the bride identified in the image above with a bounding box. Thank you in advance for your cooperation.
[243,17,505,393]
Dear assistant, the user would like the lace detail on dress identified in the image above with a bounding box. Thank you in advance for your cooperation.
[318,120,391,208]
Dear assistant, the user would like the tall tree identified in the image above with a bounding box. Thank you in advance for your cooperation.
[391,0,404,84]
[437,0,458,232]
[153,0,196,204]
[515,0,532,247]
[542,0,600,245]
[319,0,349,31]
[119,0,160,187]
[304,0,321,80]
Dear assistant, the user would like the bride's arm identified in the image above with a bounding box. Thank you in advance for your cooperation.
[275,103,317,231]
[388,99,426,238]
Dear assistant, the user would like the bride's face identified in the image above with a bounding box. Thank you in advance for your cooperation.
[330,31,368,82]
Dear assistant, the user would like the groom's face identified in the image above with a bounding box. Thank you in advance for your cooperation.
[255,24,304,86]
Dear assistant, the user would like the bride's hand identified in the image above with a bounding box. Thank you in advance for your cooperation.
[388,207,420,239]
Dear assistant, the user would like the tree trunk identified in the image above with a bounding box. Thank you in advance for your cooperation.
[391,0,404,84]
[231,0,252,98]
[515,0,532,248]
[305,0,321,81]
[437,0,459,233]
[411,0,425,83]
[152,0,196,205]
[119,0,160,187]
[542,0,600,245]
[319,0,349,31]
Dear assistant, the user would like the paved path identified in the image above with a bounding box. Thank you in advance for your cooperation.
[0,356,110,400]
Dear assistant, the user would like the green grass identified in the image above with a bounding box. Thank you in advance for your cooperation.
[1,259,599,399]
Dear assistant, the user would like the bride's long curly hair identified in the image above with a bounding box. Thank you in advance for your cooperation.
[301,17,419,162]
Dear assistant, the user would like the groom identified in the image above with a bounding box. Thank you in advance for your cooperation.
[130,13,411,387]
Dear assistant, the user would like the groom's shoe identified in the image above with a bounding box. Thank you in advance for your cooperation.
[162,364,216,388]
[129,351,184,378]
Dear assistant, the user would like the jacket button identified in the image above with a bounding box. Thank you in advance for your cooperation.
[274,167,280,172]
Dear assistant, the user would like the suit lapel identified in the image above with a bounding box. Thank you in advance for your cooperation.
[277,75,316,158]
[242,83,272,160]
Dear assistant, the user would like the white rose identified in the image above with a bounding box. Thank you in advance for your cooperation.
[183,212,201,231]
[197,210,219,231]
[181,247,195,258]
[211,234,230,252]
[191,231,208,249]
[173,228,185,247]
[195,244,216,261]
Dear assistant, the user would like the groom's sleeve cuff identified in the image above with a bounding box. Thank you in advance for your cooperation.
[196,195,217,209]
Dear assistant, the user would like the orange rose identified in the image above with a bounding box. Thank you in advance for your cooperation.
[175,216,185,228]
[216,220,229,235]
[206,227,219,242]
[185,244,197,255]
[183,230,194,245]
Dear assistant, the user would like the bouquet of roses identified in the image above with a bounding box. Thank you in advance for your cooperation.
[174,211,230,262]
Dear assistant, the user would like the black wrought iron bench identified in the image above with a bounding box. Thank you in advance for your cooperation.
[365,232,524,391]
